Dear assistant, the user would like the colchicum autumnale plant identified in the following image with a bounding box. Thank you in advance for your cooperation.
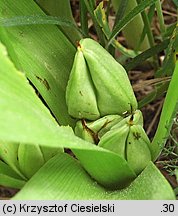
[0,0,177,199]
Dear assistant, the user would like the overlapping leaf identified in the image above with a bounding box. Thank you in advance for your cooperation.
[13,154,175,200]
[151,60,178,160]
[0,161,25,189]
[0,0,76,126]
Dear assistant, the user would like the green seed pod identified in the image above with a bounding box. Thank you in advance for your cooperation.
[18,144,45,179]
[80,38,138,116]
[66,47,100,120]
[99,110,151,175]
[98,123,130,158]
[126,124,152,175]
[0,140,63,180]
[75,114,123,144]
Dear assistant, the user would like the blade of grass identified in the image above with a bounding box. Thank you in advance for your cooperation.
[138,26,177,108]
[172,0,178,7]
[108,0,158,46]
[88,0,96,9]
[138,82,169,108]
[112,0,149,51]
[83,0,105,46]
[79,0,89,37]
[164,23,177,39]
[125,39,170,71]
[106,0,112,21]
[113,0,129,26]
[151,59,178,160]
[155,0,166,40]
[0,40,175,194]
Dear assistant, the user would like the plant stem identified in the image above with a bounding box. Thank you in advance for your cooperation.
[151,60,178,161]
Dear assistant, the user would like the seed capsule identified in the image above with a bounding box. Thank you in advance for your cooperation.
[75,114,123,144]
[80,38,138,116]
[66,38,138,120]
[126,124,152,175]
[99,110,151,175]
[66,47,100,120]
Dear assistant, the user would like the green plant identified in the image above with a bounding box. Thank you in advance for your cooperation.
[0,0,177,199]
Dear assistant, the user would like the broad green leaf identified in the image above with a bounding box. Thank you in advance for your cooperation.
[151,60,178,160]
[83,0,105,45]
[0,141,26,179]
[0,15,83,36]
[0,0,76,126]
[138,26,177,108]
[112,0,150,51]
[79,0,89,37]
[0,161,25,189]
[113,0,129,23]
[109,0,157,46]
[72,149,136,189]
[13,153,175,200]
[37,0,82,45]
